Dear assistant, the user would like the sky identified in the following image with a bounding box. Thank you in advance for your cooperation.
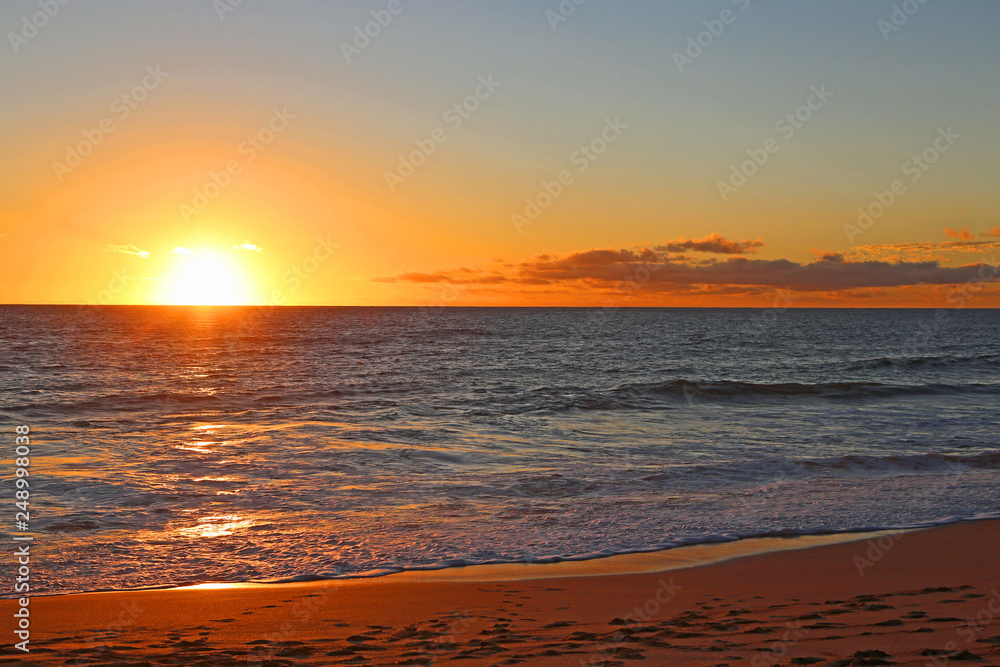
[1,0,999,307]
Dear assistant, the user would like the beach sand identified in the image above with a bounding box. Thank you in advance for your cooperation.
[3,519,998,665]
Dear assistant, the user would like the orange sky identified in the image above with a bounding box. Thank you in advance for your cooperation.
[1,1,998,307]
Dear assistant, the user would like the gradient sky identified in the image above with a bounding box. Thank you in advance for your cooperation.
[2,0,999,306]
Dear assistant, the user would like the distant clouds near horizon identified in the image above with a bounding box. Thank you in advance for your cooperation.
[375,231,1000,305]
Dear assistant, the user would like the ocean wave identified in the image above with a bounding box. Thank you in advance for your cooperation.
[847,352,1000,370]
[7,378,996,419]
[637,449,1000,487]
[802,450,1000,473]
[524,379,1000,412]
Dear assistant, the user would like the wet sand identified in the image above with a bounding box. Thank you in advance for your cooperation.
[3,519,998,665]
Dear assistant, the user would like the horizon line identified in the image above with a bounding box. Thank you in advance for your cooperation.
[2,304,998,310]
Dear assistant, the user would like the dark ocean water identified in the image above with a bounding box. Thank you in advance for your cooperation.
[1,306,998,595]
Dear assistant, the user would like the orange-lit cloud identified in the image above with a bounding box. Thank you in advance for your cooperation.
[945,226,974,240]
[376,237,999,294]
[982,226,1000,238]
[657,233,764,255]
[844,240,1000,263]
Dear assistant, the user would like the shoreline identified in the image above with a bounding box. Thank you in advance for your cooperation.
[16,524,918,599]
[4,519,998,664]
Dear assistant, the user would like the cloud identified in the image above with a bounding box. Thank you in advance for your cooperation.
[945,226,974,240]
[374,272,455,284]
[522,253,997,292]
[235,241,262,252]
[656,232,764,255]
[106,244,150,258]
[173,247,191,254]
[844,240,1000,263]
[981,226,1000,238]
[376,240,1000,294]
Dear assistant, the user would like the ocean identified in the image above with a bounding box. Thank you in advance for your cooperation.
[1,305,998,595]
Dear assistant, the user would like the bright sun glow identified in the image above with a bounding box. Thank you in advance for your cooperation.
[160,249,253,305]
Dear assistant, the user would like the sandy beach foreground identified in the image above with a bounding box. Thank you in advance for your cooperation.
[4,520,999,666]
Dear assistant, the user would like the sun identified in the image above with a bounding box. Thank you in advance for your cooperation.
[159,248,253,305]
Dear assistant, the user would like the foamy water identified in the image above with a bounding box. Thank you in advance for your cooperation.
[1,306,998,595]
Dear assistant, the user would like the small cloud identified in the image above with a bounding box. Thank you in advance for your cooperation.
[106,244,150,258]
[375,272,453,284]
[235,241,261,252]
[173,247,191,254]
[945,226,974,240]
[809,249,843,261]
[657,233,764,255]
[981,226,1000,238]
[845,240,1000,263]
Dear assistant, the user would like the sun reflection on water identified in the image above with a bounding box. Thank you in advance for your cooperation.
[179,514,255,538]
[173,441,216,453]
[193,424,229,431]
